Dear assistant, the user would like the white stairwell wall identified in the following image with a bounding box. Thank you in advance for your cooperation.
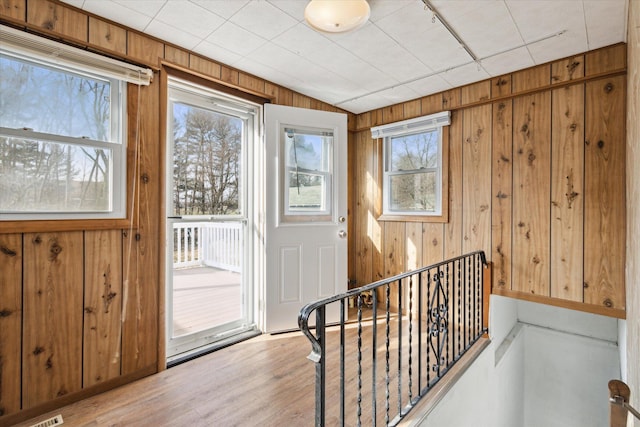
[417,295,621,427]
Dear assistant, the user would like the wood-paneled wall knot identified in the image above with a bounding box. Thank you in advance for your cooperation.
[0,245,17,256]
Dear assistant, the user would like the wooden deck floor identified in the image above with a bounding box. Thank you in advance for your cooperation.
[172,266,241,337]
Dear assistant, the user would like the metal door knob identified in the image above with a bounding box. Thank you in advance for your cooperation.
[338,230,347,238]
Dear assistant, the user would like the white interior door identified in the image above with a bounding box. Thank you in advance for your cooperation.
[263,104,348,332]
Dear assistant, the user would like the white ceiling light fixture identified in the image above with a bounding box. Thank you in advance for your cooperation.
[304,0,371,33]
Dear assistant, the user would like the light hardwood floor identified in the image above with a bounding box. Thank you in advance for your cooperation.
[19,311,487,427]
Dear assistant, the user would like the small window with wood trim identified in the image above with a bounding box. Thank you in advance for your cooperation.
[372,111,450,222]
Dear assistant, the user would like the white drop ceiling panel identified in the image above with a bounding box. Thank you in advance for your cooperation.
[60,0,628,114]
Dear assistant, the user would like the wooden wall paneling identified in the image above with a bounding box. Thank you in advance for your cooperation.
[444,110,463,259]
[462,105,492,256]
[550,84,584,301]
[0,0,25,21]
[88,17,126,55]
[275,87,294,106]
[292,92,311,109]
[127,32,164,67]
[512,92,551,296]
[384,221,405,311]
[27,0,87,41]
[238,72,265,94]
[461,80,491,106]
[83,230,123,388]
[264,82,279,103]
[406,222,423,271]
[442,89,461,110]
[403,99,422,120]
[512,64,550,93]
[584,76,626,310]
[382,104,404,124]
[421,94,441,116]
[422,223,444,266]
[0,234,22,417]
[122,80,160,375]
[492,75,512,98]
[491,100,513,291]
[371,138,384,282]
[164,46,190,67]
[354,132,374,286]
[585,44,627,76]
[551,55,585,83]
[22,232,84,408]
[356,112,371,131]
[188,54,221,79]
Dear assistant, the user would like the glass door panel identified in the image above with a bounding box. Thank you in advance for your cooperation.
[166,78,257,362]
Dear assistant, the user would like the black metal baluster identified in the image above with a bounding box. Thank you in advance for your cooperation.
[385,284,391,426]
[340,298,345,427]
[315,307,326,427]
[397,278,403,417]
[457,259,461,357]
[426,270,431,386]
[372,289,377,427]
[445,262,450,366]
[408,275,413,403]
[418,272,423,393]
[357,293,363,427]
[466,255,471,348]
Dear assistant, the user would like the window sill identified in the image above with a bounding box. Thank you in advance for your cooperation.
[0,218,134,234]
[377,213,448,223]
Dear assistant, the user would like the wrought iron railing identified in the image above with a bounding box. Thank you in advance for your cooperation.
[299,251,491,426]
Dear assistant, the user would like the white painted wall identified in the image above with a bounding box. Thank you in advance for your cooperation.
[417,296,621,427]
[523,326,619,427]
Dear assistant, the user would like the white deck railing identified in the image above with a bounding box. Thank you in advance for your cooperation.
[173,221,242,272]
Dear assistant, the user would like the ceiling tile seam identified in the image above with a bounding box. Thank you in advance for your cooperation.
[139,1,173,33]
[267,0,306,23]
[370,2,437,73]
[502,0,535,66]
[581,0,591,51]
[370,20,437,75]
[333,29,570,107]
[187,1,234,44]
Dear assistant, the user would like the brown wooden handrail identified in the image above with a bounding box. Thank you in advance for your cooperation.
[609,379,640,427]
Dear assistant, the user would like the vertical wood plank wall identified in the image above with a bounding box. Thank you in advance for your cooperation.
[0,0,353,423]
[351,45,627,320]
[0,0,628,424]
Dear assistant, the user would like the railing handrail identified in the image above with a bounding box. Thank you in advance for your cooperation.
[609,379,640,426]
[298,250,488,354]
[298,250,490,426]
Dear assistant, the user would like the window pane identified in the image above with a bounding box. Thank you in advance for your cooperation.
[389,171,436,212]
[282,128,332,218]
[0,55,112,141]
[0,136,112,212]
[171,102,242,216]
[389,130,438,171]
[287,170,325,211]
[285,132,330,172]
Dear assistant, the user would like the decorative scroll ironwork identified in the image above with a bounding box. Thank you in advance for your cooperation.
[428,270,448,372]
[298,251,489,427]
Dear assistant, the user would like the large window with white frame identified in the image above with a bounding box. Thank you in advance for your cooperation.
[372,111,450,222]
[0,25,151,221]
